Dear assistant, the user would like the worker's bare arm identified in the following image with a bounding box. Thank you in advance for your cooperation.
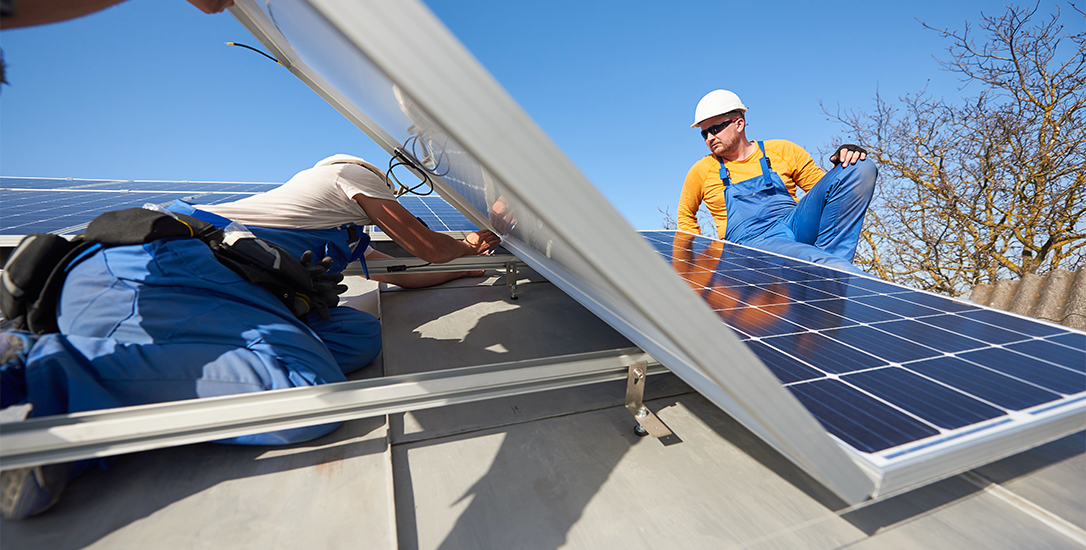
[364,249,485,288]
[353,194,499,263]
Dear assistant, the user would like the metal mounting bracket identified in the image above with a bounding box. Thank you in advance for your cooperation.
[506,259,521,300]
[624,360,673,439]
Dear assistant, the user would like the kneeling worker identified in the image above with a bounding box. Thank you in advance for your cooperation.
[677,90,877,272]
[0,154,499,520]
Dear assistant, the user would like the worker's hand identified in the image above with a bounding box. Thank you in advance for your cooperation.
[489,196,518,234]
[186,0,235,13]
[830,144,867,166]
[462,230,500,255]
[298,250,348,321]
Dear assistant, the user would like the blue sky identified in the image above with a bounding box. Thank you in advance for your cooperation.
[0,0,1061,230]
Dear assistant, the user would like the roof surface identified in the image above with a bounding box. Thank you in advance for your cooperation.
[3,272,1082,549]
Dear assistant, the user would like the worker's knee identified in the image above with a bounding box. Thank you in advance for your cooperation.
[309,308,382,374]
[843,160,878,191]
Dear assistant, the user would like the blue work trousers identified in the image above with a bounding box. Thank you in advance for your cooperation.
[24,239,381,445]
[722,149,876,273]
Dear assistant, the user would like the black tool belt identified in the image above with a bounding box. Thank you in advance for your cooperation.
[1,207,330,334]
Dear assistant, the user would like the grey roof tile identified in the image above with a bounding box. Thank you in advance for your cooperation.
[970,268,1086,330]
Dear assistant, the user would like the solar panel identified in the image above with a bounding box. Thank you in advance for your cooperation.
[1,178,477,241]
[644,229,1085,473]
[377,195,478,231]
[0,177,276,242]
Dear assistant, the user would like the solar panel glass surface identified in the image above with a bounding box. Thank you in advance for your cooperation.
[375,195,478,232]
[1,177,276,236]
[642,230,1086,456]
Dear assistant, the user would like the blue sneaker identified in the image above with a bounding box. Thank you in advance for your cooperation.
[0,330,37,408]
[1,462,73,520]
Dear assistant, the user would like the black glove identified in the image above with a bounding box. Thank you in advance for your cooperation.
[830,144,867,166]
[296,250,348,321]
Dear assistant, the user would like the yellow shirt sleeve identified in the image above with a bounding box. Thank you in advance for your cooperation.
[767,139,824,193]
[678,156,727,238]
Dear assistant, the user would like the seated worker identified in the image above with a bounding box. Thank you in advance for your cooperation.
[0,155,499,520]
[677,90,877,272]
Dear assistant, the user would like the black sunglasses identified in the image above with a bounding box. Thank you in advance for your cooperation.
[700,118,738,140]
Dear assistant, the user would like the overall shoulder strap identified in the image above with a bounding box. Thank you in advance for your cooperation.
[714,155,730,186]
[757,141,773,172]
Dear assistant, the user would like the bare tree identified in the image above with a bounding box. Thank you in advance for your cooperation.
[827,3,1085,296]
[658,205,719,239]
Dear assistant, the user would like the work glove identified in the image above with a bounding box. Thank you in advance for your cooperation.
[297,250,348,321]
[830,144,867,166]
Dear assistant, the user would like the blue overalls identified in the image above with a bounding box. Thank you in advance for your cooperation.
[166,200,381,376]
[19,206,383,445]
[717,142,877,273]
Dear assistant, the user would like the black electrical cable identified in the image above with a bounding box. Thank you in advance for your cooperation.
[385,128,457,196]
[407,132,451,178]
[226,42,283,66]
[385,261,432,273]
[386,149,436,197]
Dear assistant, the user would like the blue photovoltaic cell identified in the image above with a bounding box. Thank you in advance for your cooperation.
[907,356,1062,411]
[745,341,823,384]
[1003,339,1086,373]
[806,298,904,324]
[915,314,1031,346]
[0,177,278,236]
[959,308,1065,337]
[890,291,980,313]
[641,230,1086,454]
[794,278,878,297]
[388,195,478,232]
[759,302,858,331]
[716,307,806,338]
[871,319,988,353]
[1048,332,1086,351]
[853,294,943,319]
[789,379,940,454]
[842,368,1004,429]
[823,325,942,364]
[956,348,1086,395]
[762,332,884,374]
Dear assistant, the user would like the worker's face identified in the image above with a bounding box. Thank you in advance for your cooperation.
[700,113,744,157]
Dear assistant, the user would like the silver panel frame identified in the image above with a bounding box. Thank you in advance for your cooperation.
[229,0,874,502]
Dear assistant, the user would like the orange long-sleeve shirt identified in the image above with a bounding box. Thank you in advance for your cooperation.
[677,139,824,238]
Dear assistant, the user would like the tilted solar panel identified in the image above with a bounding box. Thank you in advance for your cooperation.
[644,230,1085,490]
[196,0,880,503]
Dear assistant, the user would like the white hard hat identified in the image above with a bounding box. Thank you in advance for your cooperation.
[691,90,747,127]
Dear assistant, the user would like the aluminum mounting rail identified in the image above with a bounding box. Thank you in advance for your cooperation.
[0,348,662,470]
[346,254,525,276]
